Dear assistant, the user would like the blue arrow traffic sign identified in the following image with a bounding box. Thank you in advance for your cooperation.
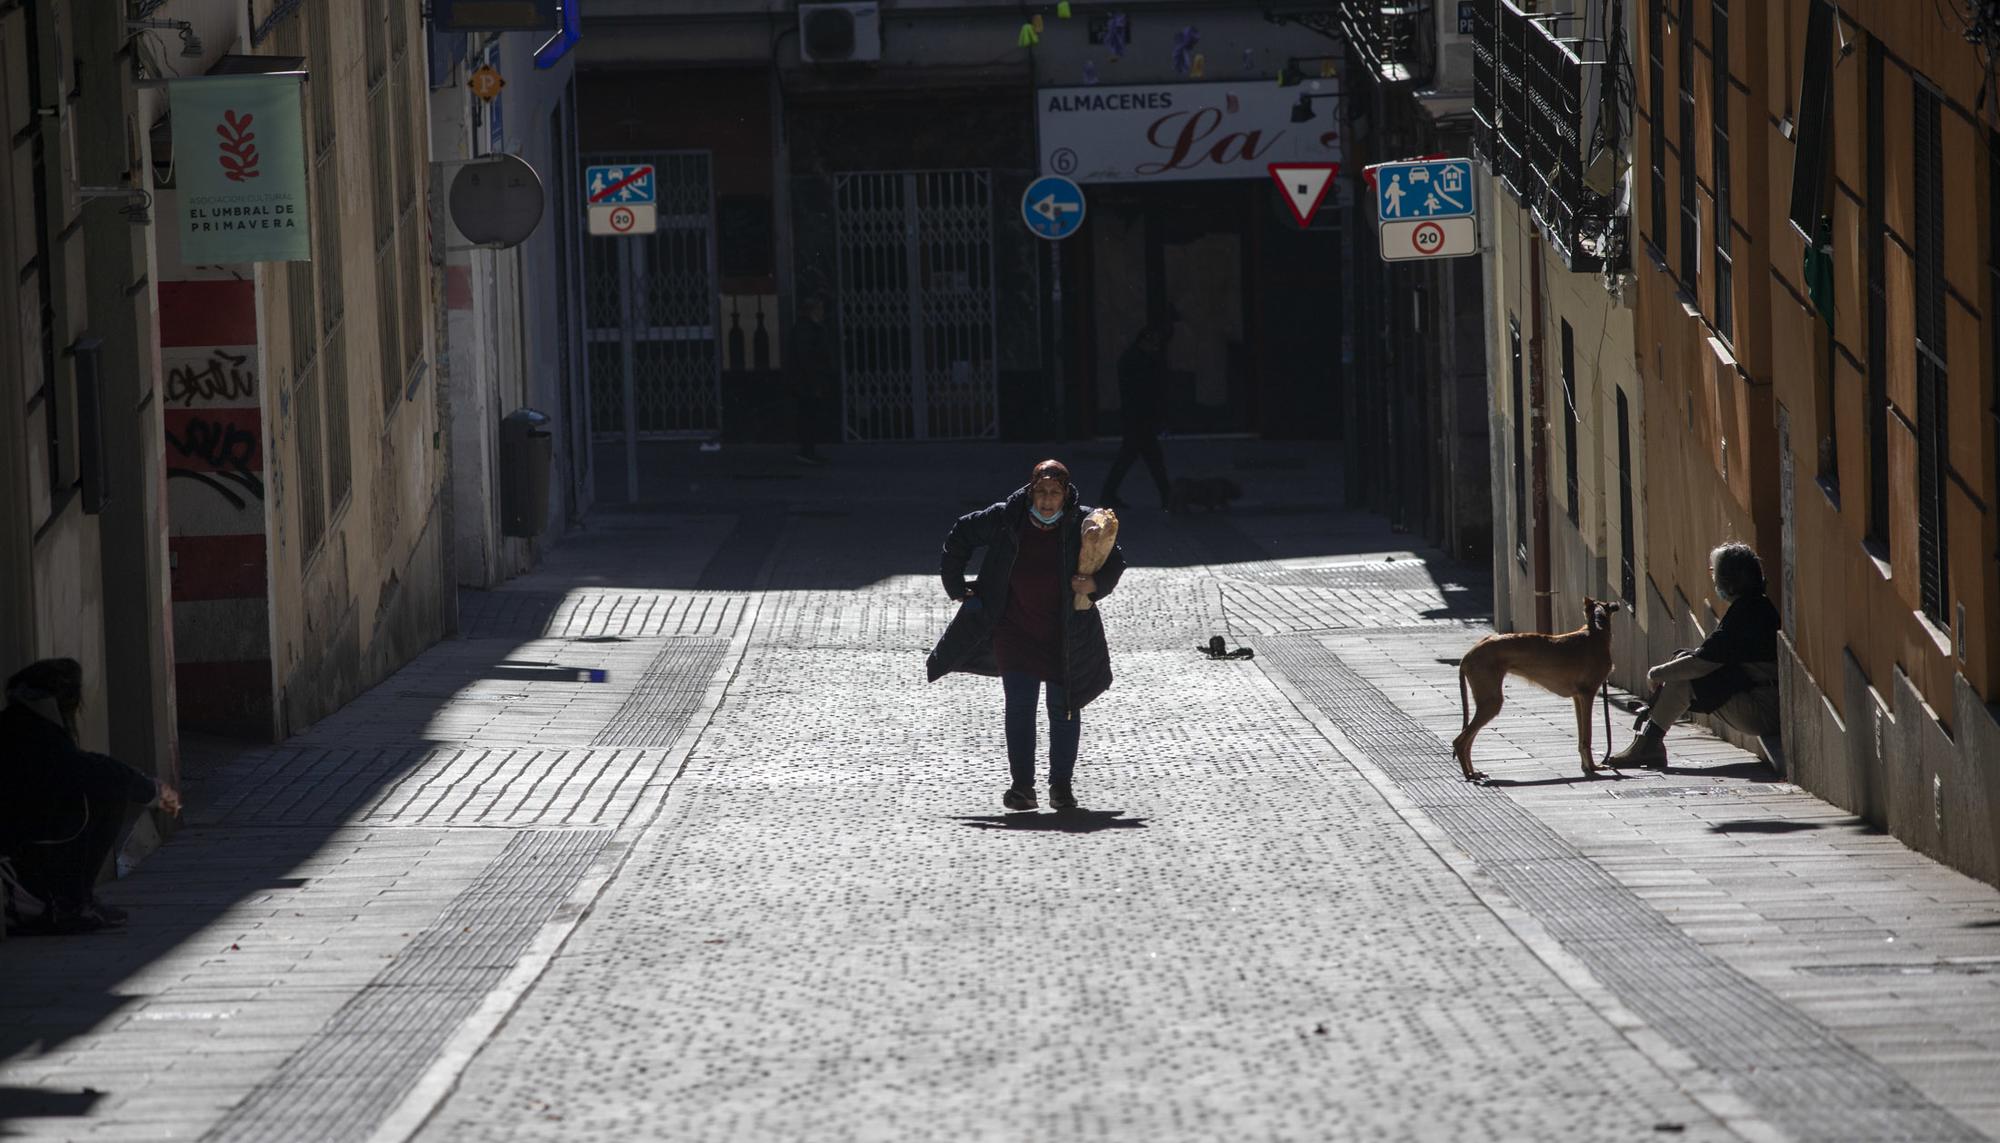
[1372,157,1474,222]
[1022,175,1086,240]
[585,164,657,206]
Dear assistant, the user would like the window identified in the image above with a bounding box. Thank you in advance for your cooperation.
[297,360,326,557]
[1649,0,1667,249]
[1913,84,1949,624]
[1992,132,2000,567]
[1617,388,1636,605]
[324,330,350,516]
[1512,317,1528,563]
[1866,41,1889,546]
[1789,0,1835,237]
[1712,0,1733,339]
[1561,319,1580,526]
[1678,0,1699,287]
[307,1,343,334]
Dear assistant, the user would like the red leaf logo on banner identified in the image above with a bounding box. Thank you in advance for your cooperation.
[216,110,261,182]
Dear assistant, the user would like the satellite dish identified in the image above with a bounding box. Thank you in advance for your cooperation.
[448,154,544,247]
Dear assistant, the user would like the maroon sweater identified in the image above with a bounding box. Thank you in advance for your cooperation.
[991,520,1064,681]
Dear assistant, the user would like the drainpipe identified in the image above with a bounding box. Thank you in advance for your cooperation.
[1528,230,1553,633]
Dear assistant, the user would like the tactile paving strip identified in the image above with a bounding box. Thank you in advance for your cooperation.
[546,592,745,640]
[1257,634,1986,1143]
[203,829,610,1143]
[590,639,730,748]
[188,744,682,828]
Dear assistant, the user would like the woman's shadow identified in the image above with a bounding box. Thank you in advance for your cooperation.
[952,809,1148,833]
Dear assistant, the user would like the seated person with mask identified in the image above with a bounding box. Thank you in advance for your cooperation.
[1608,543,1781,769]
[1,658,180,934]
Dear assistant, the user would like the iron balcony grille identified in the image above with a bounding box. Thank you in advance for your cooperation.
[1470,0,1627,275]
[1339,0,1437,86]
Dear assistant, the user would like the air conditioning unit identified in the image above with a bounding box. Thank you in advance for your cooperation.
[799,2,881,64]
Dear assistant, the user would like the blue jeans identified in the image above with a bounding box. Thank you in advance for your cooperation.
[1002,672,1079,791]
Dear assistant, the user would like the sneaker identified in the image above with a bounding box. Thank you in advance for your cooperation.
[1049,784,1078,811]
[1002,786,1037,811]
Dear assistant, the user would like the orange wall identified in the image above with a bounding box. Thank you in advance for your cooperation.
[1758,0,1999,722]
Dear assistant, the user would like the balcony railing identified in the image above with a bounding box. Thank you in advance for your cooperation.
[1469,0,1627,274]
[1339,0,1437,86]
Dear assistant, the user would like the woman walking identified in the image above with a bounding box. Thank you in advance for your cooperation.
[927,460,1127,811]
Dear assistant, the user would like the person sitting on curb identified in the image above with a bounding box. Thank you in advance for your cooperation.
[1,658,180,934]
[1608,543,1781,770]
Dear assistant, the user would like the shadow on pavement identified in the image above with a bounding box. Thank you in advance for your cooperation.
[0,1085,103,1123]
[1483,771,1644,788]
[1662,760,1782,781]
[1710,820,1826,834]
[952,810,1149,833]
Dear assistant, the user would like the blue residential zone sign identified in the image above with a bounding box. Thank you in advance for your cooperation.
[1373,158,1475,222]
[1022,175,1086,240]
[586,164,656,207]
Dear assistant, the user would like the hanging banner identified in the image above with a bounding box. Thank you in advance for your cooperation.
[171,74,310,263]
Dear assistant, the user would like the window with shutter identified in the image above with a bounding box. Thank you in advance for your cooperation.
[1618,387,1636,605]
[1711,0,1732,340]
[1678,0,1699,288]
[1649,0,1667,251]
[1913,84,1949,624]
[1866,40,1889,547]
[1512,317,1528,565]
[1789,0,1835,238]
[1562,320,1580,526]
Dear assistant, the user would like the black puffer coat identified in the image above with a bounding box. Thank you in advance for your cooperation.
[925,483,1128,713]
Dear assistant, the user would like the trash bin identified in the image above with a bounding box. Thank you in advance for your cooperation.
[498,407,552,538]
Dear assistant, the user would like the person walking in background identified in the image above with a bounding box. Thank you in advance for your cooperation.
[928,460,1127,812]
[1100,318,1175,511]
[787,293,838,466]
[1,658,180,934]
[1608,543,1782,769]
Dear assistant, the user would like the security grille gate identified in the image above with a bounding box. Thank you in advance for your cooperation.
[834,171,999,440]
[584,151,720,438]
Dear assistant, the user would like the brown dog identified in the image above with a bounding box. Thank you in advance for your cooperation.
[1452,597,1621,781]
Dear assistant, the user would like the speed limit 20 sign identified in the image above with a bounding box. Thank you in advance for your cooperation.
[1380,216,1476,261]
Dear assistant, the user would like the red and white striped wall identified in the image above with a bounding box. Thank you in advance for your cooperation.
[155,190,273,736]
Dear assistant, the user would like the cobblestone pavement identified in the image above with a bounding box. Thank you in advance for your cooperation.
[3,441,1996,1143]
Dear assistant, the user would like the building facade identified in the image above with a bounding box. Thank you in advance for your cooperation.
[0,0,180,855]
[1339,0,1496,564]
[429,24,590,587]
[1472,0,1650,689]
[575,0,1352,478]
[1751,2,2000,881]
[1483,0,2000,883]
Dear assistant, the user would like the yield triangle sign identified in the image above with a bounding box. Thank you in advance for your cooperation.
[1269,163,1339,227]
